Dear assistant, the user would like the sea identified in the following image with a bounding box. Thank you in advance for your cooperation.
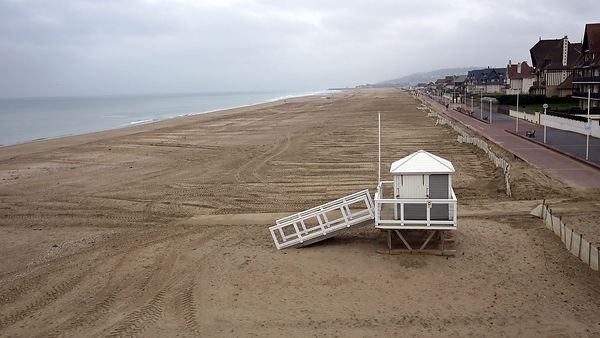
[0,90,330,147]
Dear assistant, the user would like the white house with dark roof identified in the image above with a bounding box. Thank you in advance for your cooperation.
[466,67,507,94]
[506,60,536,94]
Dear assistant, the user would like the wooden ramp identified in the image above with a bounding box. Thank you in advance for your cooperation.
[269,190,375,250]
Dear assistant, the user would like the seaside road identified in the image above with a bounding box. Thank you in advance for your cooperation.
[457,100,600,165]
[421,95,600,189]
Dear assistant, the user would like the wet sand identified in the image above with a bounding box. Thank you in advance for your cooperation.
[1,88,599,336]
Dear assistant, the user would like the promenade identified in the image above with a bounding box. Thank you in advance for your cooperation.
[422,95,600,189]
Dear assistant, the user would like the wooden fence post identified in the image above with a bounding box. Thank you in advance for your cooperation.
[569,228,574,251]
[579,234,583,259]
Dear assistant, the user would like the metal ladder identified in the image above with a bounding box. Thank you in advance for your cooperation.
[269,189,375,250]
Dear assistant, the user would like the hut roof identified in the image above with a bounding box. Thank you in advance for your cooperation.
[390,150,455,175]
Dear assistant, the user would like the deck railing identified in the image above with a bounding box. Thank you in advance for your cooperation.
[374,181,457,230]
[269,189,375,249]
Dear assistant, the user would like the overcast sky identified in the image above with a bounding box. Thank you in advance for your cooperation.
[1,0,599,97]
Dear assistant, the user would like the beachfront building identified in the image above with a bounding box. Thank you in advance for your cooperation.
[466,67,506,94]
[573,23,600,109]
[506,60,535,94]
[453,75,467,88]
[529,35,581,97]
[452,75,467,103]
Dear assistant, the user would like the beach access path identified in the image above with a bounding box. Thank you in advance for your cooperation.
[421,95,600,189]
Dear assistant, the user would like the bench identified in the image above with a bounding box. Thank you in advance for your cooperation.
[525,130,536,138]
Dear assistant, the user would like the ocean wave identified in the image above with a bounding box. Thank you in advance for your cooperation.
[129,119,155,125]
[264,90,336,103]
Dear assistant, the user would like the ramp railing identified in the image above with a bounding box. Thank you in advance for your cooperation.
[269,189,374,250]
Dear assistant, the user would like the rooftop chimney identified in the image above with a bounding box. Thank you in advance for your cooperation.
[517,62,522,74]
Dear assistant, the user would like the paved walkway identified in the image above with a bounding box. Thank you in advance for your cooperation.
[421,95,600,189]
[456,101,600,165]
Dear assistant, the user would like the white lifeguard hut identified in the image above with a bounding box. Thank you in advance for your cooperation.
[374,150,457,255]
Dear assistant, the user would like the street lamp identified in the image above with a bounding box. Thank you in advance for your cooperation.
[471,96,474,115]
[587,88,591,160]
[516,92,519,133]
[543,103,548,143]
[480,88,483,120]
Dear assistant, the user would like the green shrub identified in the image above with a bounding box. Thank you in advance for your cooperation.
[496,94,576,107]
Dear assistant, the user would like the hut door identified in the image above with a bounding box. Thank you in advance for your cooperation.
[429,174,449,220]
[396,175,427,220]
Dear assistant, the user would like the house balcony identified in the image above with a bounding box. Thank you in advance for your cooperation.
[573,75,600,83]
[572,91,600,100]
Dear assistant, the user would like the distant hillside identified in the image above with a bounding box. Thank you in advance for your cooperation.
[365,67,484,88]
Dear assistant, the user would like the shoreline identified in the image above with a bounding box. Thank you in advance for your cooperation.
[0,90,336,160]
[0,89,334,149]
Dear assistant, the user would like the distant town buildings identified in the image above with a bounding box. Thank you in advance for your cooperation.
[506,60,535,94]
[415,22,600,114]
[466,67,506,94]
[573,23,600,109]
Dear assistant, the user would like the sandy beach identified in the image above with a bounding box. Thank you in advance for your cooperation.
[1,88,600,336]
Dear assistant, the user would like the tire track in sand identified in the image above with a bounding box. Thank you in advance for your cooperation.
[106,287,170,337]
[104,230,221,336]
[0,228,207,334]
[234,133,287,184]
[0,272,85,330]
[252,133,291,183]
[172,278,200,334]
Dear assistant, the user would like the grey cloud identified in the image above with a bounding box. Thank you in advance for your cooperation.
[0,0,599,97]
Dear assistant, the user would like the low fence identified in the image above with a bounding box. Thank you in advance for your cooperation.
[509,109,540,124]
[456,134,512,197]
[509,109,600,138]
[417,101,512,197]
[541,114,600,138]
[531,203,599,271]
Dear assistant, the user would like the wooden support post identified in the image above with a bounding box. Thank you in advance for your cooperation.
[394,230,412,250]
[559,216,563,241]
[579,234,583,259]
[542,199,546,221]
[569,228,574,251]
[387,230,392,250]
[420,231,436,250]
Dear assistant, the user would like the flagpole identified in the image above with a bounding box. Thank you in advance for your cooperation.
[378,111,381,185]
[516,92,519,133]
[587,89,591,160]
